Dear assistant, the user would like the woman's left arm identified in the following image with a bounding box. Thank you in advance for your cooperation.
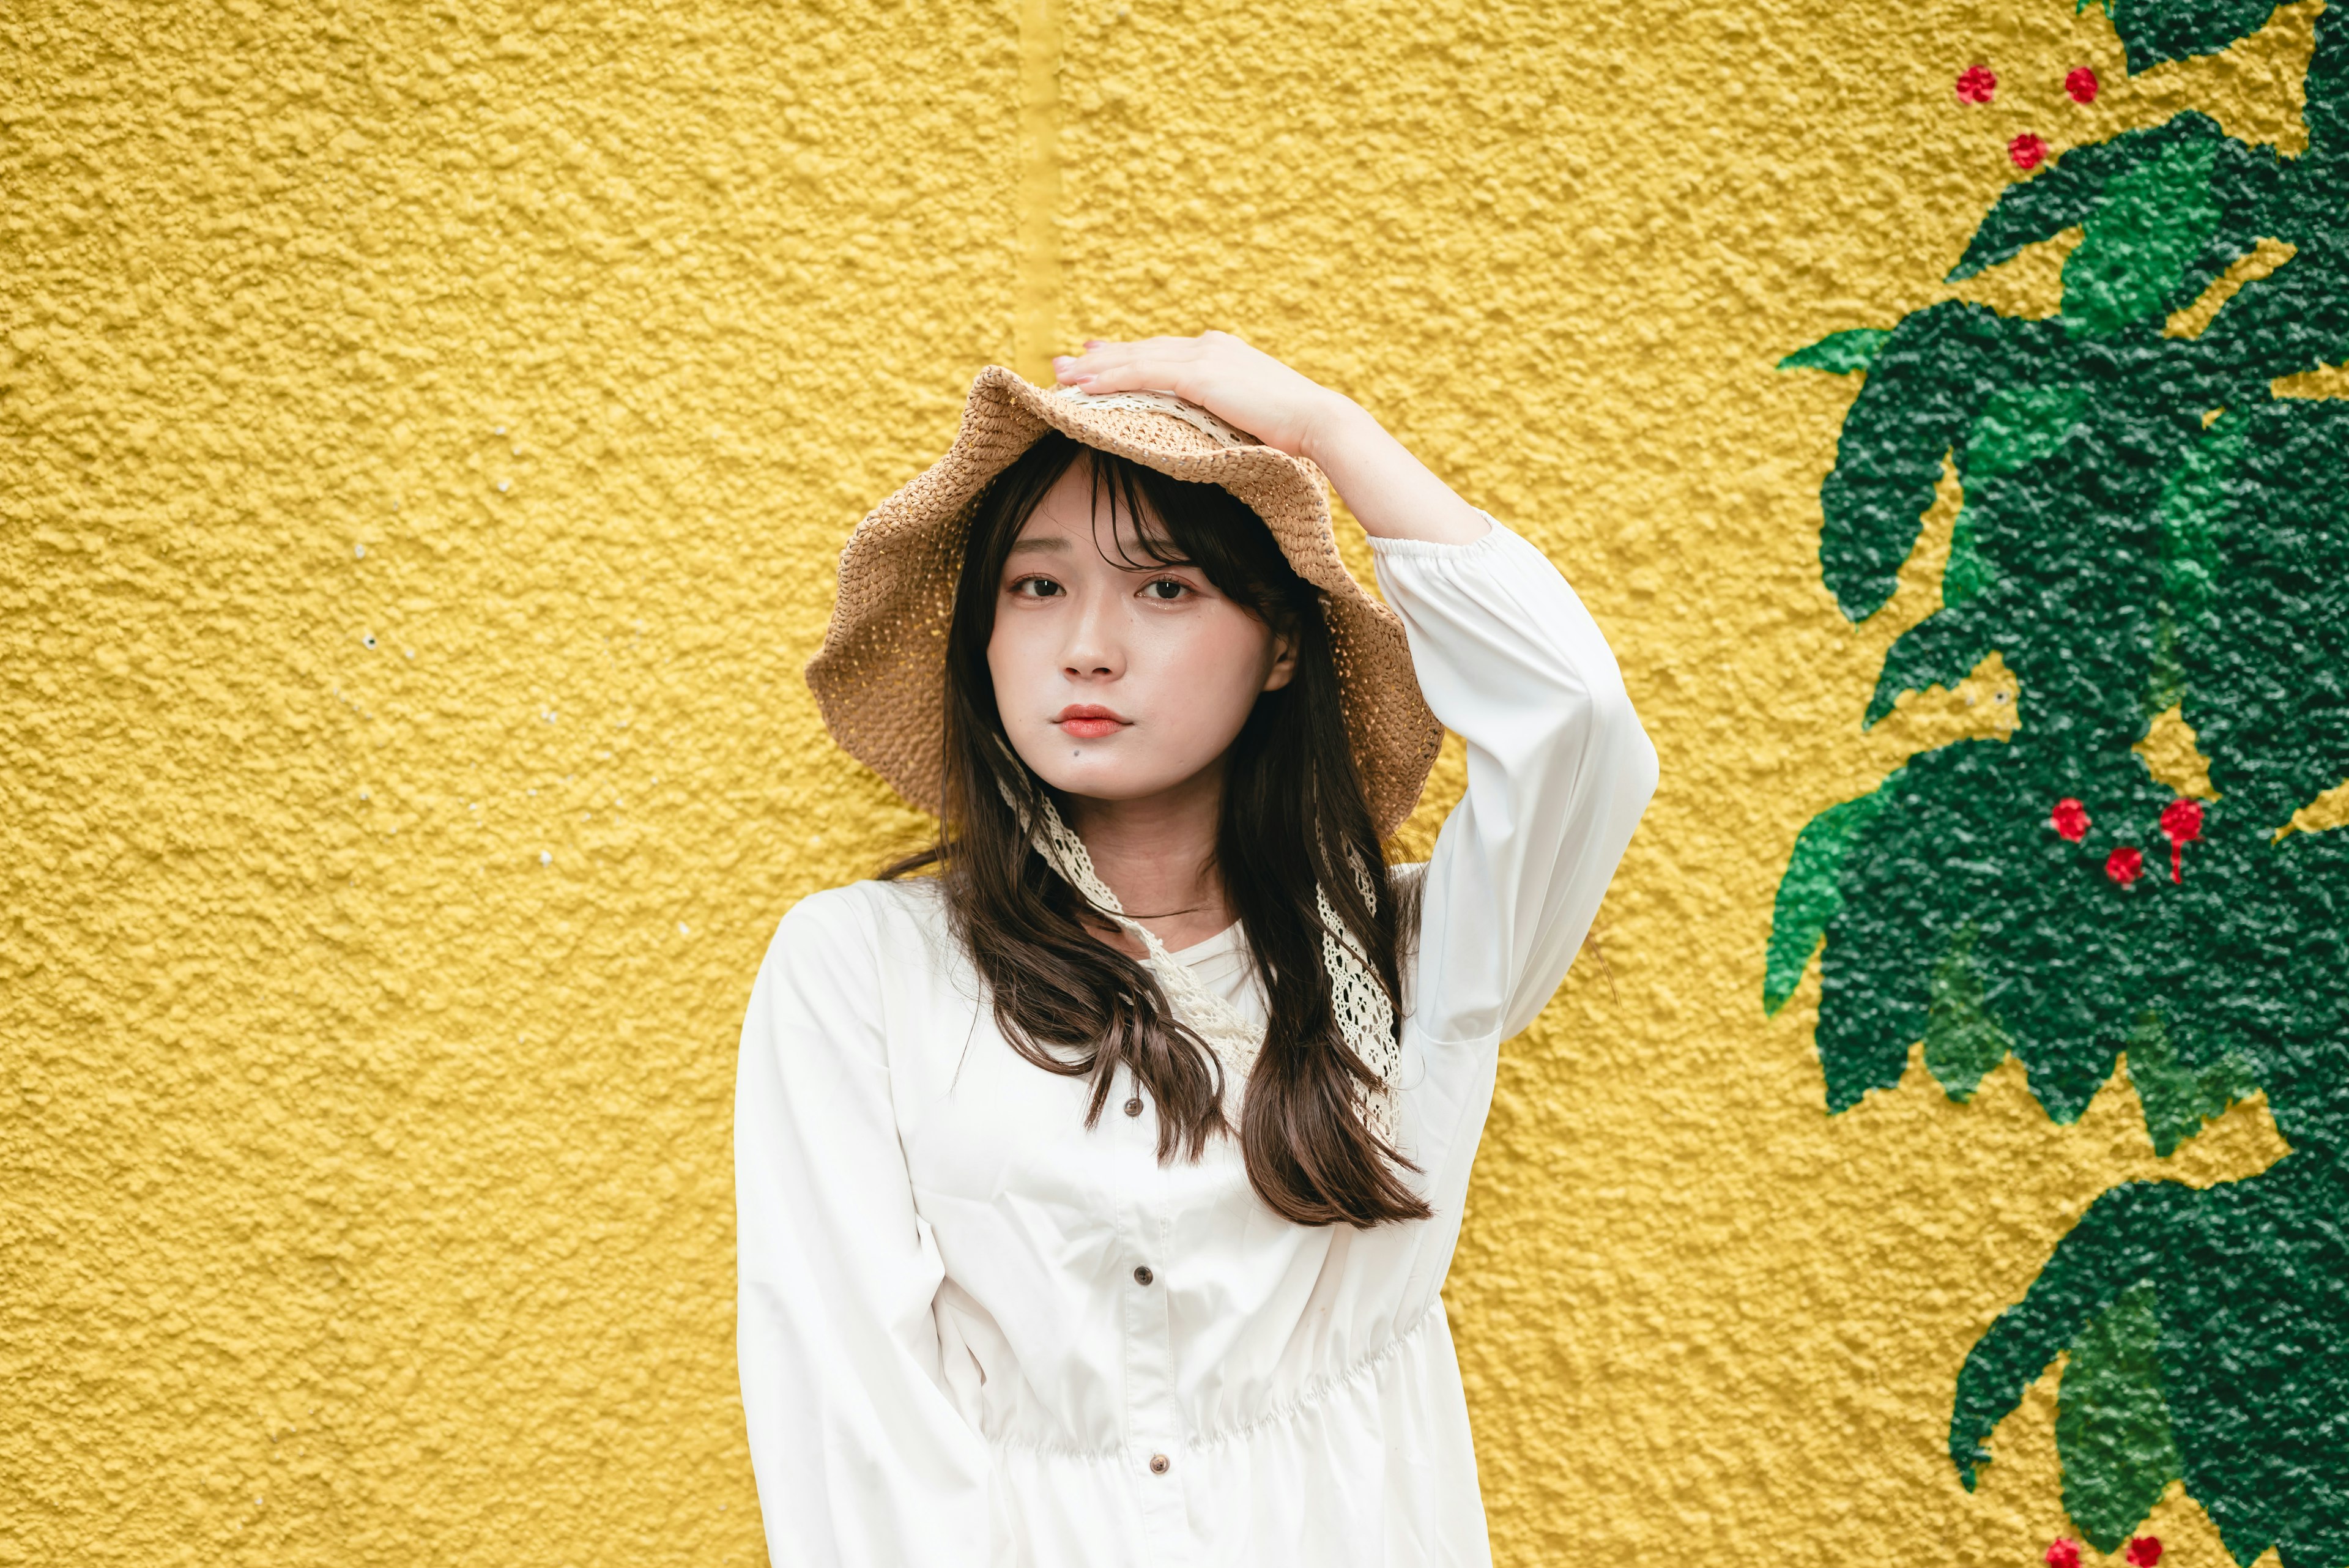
[1370,521,1658,1044]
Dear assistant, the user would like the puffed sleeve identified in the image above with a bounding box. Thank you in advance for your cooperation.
[733,885,991,1568]
[1373,515,1658,1049]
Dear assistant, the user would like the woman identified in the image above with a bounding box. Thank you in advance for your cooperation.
[735,332,1657,1567]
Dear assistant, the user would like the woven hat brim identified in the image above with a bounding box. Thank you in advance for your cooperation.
[804,366,1444,839]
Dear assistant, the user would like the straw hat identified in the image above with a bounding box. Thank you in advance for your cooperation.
[804,365,1444,839]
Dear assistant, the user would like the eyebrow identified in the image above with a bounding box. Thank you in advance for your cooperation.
[1007,537,1071,555]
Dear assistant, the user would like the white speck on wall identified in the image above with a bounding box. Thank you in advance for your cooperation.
[539,850,552,866]
[495,425,507,436]
[496,479,511,492]
[354,543,366,559]
[678,923,690,935]
[362,633,377,649]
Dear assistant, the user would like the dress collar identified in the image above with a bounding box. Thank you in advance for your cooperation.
[1163,920,1247,984]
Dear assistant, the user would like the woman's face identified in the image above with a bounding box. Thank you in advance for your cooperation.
[987,461,1296,806]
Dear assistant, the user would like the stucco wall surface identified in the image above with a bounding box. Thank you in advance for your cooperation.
[3,1,2342,1565]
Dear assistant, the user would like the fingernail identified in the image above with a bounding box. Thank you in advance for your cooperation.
[1052,354,1073,368]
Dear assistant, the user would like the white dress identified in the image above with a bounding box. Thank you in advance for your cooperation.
[734,518,1658,1568]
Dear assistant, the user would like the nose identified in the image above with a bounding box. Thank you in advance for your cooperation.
[1060,586,1124,682]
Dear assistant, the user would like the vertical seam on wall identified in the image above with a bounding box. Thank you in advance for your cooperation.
[1015,0,1063,381]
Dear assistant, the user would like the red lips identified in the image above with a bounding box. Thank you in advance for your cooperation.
[1054,704,1129,740]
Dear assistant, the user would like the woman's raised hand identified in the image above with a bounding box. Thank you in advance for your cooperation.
[1052,330,1490,548]
[1050,332,1348,461]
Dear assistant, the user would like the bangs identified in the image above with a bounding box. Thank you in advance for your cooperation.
[1079,449,1193,570]
[1072,444,1308,624]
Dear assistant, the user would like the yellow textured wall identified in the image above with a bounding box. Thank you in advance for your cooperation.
[0,1,2316,1563]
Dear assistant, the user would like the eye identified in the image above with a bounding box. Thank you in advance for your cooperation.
[1139,578,1194,601]
[1007,574,1064,598]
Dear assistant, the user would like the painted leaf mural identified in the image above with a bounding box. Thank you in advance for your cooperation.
[1768,0,2349,1559]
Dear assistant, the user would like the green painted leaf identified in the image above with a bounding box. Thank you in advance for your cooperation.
[2126,1012,2256,1157]
[2136,1152,2349,1567]
[2061,136,2223,336]
[2147,602,2188,719]
[2106,0,2284,72]
[2176,401,2349,830]
[1763,790,1887,1015]
[2058,1282,2183,1551]
[1779,328,1890,374]
[1952,1156,2349,1564]
[1925,923,2013,1101]
[1953,1180,2167,1492]
[1966,384,2091,478]
[2309,0,2349,160]
[1862,577,2018,727]
[1817,302,2026,622]
[2198,248,2349,379]
[1949,117,2221,282]
[2156,413,2248,620]
[1943,503,1996,609]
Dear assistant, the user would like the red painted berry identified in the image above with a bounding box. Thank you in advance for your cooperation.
[2161,797,2204,883]
[2066,67,2100,103]
[2107,845,2144,886]
[2127,1539,2164,1567]
[1957,64,1998,103]
[2051,798,2090,842]
[2011,134,2050,170]
[2047,1540,2083,1568]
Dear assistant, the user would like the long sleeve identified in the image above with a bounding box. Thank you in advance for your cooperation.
[733,885,991,1568]
[1373,515,1658,1049]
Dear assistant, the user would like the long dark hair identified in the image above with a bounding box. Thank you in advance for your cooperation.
[883,431,1429,1227]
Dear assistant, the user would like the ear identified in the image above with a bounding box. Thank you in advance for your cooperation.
[1261,622,1300,693]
